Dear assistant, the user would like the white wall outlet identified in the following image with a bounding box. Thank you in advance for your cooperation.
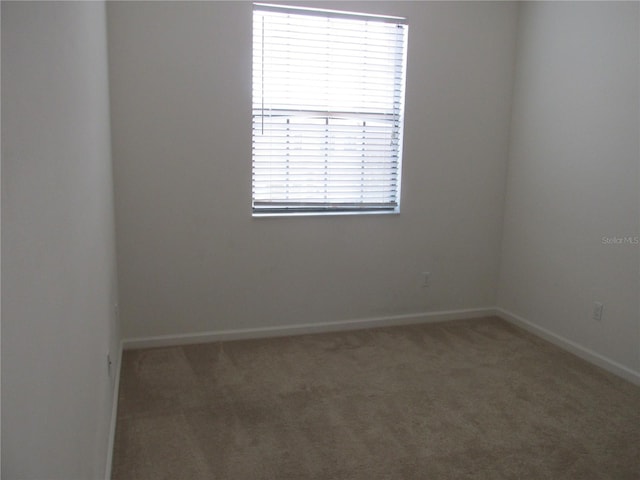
[422,271,431,288]
[592,302,604,321]
[107,353,113,378]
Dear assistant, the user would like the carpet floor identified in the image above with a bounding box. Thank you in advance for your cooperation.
[111,317,640,479]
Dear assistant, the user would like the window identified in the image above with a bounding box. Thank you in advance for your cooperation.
[252,3,408,215]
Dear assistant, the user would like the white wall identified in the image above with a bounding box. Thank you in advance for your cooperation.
[1,2,120,478]
[107,1,518,339]
[498,2,640,375]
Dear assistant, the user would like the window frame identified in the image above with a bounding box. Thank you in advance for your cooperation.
[251,3,409,217]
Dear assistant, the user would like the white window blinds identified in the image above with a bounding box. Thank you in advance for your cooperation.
[252,4,408,215]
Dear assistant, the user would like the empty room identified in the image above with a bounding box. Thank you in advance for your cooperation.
[2,1,639,479]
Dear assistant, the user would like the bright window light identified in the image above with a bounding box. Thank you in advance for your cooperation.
[252,4,408,215]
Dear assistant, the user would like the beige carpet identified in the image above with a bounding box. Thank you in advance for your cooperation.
[112,317,640,479]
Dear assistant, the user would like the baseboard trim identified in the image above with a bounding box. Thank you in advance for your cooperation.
[496,308,640,386]
[104,341,123,480]
[122,307,496,350]
[121,307,640,385]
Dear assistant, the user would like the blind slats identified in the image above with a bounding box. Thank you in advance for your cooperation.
[252,5,407,214]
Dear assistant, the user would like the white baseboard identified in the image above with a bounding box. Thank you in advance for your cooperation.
[496,308,640,386]
[120,306,640,385]
[122,307,496,350]
[104,341,123,480]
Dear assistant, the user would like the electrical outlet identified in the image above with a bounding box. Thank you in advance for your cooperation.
[107,353,113,378]
[592,302,604,322]
[422,271,431,288]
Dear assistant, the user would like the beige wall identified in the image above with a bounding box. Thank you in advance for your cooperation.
[498,2,640,373]
[107,1,519,339]
[1,2,119,478]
